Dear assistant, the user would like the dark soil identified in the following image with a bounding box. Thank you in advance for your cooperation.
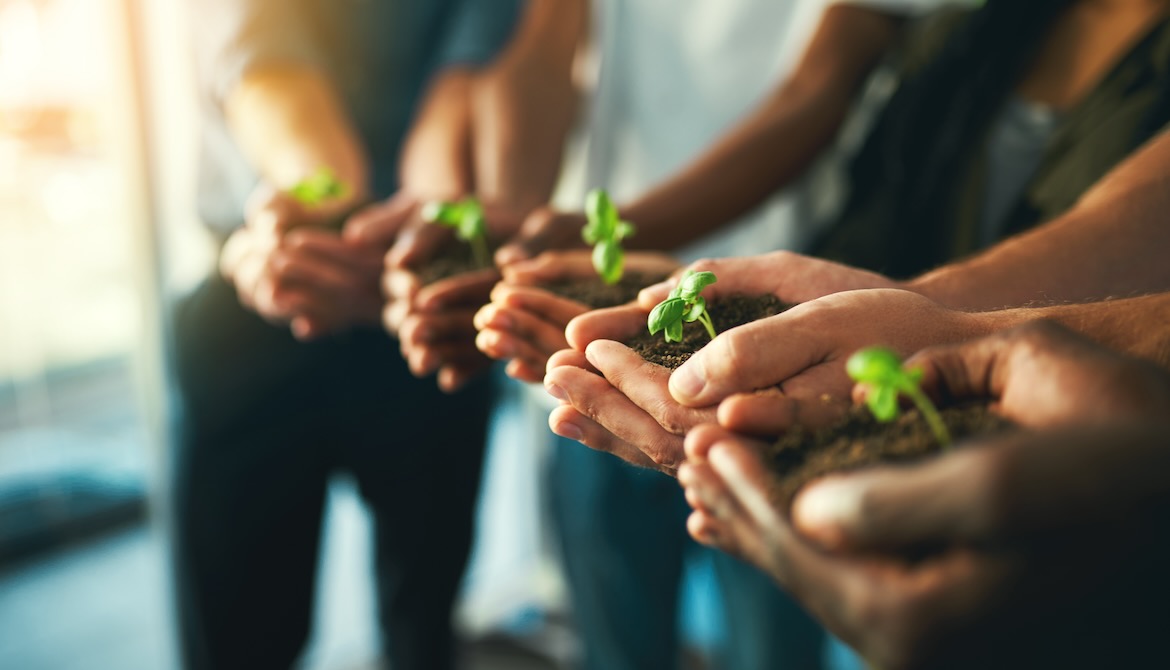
[542,272,672,309]
[624,295,792,369]
[760,404,1017,506]
[415,240,498,286]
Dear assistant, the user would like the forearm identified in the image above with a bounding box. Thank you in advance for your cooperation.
[472,0,587,210]
[398,68,475,200]
[910,129,1170,311]
[622,5,900,250]
[225,64,369,199]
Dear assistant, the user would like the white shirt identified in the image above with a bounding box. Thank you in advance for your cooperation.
[555,0,973,262]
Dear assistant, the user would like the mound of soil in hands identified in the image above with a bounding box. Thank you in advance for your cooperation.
[542,272,672,309]
[761,404,1017,506]
[624,295,793,369]
[415,240,498,286]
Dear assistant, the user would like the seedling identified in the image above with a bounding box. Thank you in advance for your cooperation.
[582,189,636,284]
[647,270,718,343]
[422,197,490,268]
[289,167,348,205]
[846,346,952,448]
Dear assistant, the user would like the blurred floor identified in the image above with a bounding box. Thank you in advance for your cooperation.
[0,519,569,670]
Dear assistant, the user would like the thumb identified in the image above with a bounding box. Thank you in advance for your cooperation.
[496,209,583,267]
[342,194,415,247]
[791,446,996,552]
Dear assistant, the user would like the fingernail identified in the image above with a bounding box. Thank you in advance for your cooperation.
[489,309,513,331]
[545,383,568,402]
[670,362,706,400]
[552,420,583,442]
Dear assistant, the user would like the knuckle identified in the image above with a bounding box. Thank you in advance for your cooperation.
[646,436,684,469]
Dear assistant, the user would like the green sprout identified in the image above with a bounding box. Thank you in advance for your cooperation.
[846,346,952,449]
[582,189,636,285]
[422,197,490,268]
[647,270,718,343]
[288,167,348,205]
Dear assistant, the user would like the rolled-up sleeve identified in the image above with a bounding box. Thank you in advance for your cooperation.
[434,0,523,69]
[189,0,325,106]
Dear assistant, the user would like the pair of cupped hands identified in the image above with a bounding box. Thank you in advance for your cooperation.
[219,186,594,390]
[481,243,1170,669]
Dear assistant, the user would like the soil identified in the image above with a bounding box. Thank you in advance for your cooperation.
[415,240,497,286]
[624,295,793,368]
[542,272,672,309]
[760,404,1017,506]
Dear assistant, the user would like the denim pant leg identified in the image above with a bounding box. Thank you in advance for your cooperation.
[549,437,691,670]
[710,544,827,669]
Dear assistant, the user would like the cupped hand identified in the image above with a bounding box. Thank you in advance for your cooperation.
[683,419,1170,669]
[637,250,898,310]
[906,320,1170,428]
[384,265,499,393]
[662,289,989,435]
[494,207,590,267]
[221,187,383,340]
[476,250,679,382]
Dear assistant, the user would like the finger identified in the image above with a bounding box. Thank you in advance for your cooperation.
[387,218,451,268]
[500,251,597,285]
[565,304,650,352]
[437,357,493,393]
[495,209,586,267]
[383,298,412,336]
[548,405,664,472]
[341,194,416,246]
[285,228,385,271]
[489,284,590,329]
[668,305,831,407]
[718,389,850,436]
[268,247,366,294]
[416,268,499,311]
[545,363,686,470]
[505,358,545,384]
[245,187,299,236]
[475,303,571,356]
[547,348,596,375]
[791,445,1000,552]
[684,423,747,463]
[383,268,421,302]
[404,340,484,378]
[585,339,715,436]
[400,311,479,347]
[475,328,552,372]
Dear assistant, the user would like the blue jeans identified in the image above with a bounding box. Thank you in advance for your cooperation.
[549,436,862,670]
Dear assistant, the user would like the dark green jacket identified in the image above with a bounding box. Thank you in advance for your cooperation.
[814,3,1170,278]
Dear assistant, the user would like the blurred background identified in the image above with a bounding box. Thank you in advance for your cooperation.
[0,1,723,668]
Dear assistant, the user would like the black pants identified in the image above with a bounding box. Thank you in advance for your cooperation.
[168,275,490,670]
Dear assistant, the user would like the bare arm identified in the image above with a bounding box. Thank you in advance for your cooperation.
[225,65,369,202]
[471,0,588,213]
[621,5,901,250]
[910,128,1170,311]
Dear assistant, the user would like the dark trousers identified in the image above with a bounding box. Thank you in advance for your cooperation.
[168,275,490,670]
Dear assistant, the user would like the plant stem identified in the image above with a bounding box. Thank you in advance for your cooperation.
[471,236,490,270]
[698,312,718,341]
[904,386,952,449]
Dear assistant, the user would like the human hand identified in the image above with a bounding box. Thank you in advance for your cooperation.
[493,207,591,267]
[669,288,990,436]
[220,185,383,339]
[906,320,1170,428]
[636,250,898,309]
[681,420,1170,669]
[476,250,678,382]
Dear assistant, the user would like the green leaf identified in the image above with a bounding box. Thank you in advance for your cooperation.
[665,319,684,343]
[289,167,348,205]
[866,385,899,422]
[586,189,618,232]
[845,347,903,386]
[648,297,686,335]
[614,221,636,241]
[678,270,717,299]
[682,296,707,323]
[594,239,624,285]
[458,207,485,242]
